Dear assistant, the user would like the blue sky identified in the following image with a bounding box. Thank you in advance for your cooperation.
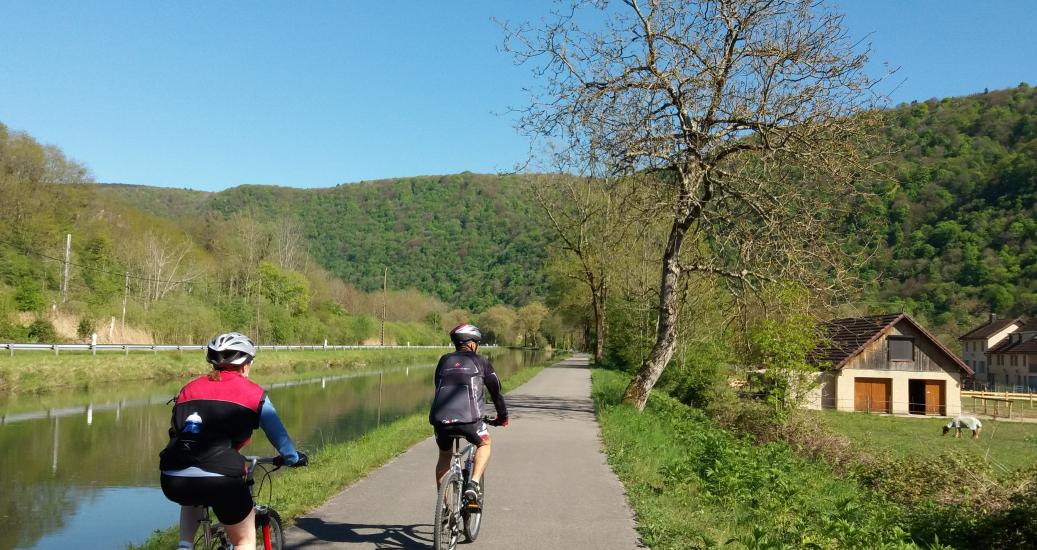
[0,1,1034,191]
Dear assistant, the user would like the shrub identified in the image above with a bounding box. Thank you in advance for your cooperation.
[14,279,45,311]
[26,319,57,343]
[77,317,94,340]
[0,315,27,341]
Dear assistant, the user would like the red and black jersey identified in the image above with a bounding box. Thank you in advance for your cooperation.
[159,370,266,476]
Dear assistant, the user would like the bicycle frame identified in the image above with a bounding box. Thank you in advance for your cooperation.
[450,438,477,484]
[195,456,282,550]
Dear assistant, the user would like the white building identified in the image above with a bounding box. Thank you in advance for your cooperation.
[959,314,1027,388]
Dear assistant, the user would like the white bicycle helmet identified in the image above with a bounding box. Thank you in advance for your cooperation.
[206,332,257,367]
[449,323,482,346]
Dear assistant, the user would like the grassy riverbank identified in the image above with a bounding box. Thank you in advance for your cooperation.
[591,369,943,550]
[0,347,464,394]
[128,353,557,550]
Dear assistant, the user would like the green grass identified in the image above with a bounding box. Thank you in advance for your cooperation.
[816,410,1037,474]
[127,353,557,550]
[592,369,938,550]
[0,347,466,395]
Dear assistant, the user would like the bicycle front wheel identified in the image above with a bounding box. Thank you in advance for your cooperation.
[256,507,284,550]
[434,471,462,550]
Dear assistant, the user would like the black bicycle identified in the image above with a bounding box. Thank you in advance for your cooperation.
[194,456,289,550]
[434,422,496,550]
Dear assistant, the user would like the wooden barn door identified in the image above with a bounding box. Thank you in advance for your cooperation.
[924,380,945,415]
[854,378,891,413]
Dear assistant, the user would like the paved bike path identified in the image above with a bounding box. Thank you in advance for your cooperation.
[284,353,641,549]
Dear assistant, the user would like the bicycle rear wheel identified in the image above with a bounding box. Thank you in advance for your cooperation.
[193,519,229,550]
[434,471,462,550]
[462,473,483,542]
[256,507,284,550]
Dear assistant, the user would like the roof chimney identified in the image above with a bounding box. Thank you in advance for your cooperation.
[990,313,998,323]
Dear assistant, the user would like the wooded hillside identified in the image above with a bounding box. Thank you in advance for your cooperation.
[3,84,1035,344]
[862,83,1037,333]
[97,173,549,312]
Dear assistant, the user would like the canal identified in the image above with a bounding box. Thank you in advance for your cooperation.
[0,349,541,549]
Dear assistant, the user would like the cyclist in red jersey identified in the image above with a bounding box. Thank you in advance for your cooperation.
[430,324,509,507]
[159,332,307,550]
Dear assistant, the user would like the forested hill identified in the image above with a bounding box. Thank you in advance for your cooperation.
[865,83,1037,331]
[97,173,549,311]
[86,82,1037,332]
[318,175,548,309]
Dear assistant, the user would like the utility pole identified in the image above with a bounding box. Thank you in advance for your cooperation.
[61,234,71,303]
[255,281,262,342]
[380,267,387,346]
[120,271,129,337]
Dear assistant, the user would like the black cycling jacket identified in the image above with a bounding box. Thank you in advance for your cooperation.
[429,350,507,425]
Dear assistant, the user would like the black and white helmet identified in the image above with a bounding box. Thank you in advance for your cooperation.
[449,323,482,346]
[206,332,257,367]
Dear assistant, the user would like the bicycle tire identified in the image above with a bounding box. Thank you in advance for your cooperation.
[462,473,483,542]
[257,507,285,550]
[434,471,462,550]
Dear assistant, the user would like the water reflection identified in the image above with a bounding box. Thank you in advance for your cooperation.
[0,350,539,550]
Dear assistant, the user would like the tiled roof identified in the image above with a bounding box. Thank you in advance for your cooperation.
[808,314,903,369]
[809,312,973,375]
[960,317,1024,340]
[989,332,1037,354]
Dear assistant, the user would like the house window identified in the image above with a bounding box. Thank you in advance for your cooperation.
[888,337,915,362]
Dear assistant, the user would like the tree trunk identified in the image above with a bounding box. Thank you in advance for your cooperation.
[622,212,694,411]
[592,288,606,364]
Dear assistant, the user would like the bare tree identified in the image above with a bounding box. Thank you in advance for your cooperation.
[505,0,884,410]
[138,231,197,304]
[273,215,304,272]
[232,208,271,301]
[532,173,632,362]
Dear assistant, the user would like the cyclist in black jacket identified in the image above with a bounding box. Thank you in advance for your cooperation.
[430,323,508,506]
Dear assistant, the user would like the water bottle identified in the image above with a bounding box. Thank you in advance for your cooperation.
[183,412,203,435]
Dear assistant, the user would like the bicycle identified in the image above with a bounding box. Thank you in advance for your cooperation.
[434,419,496,550]
[194,456,289,550]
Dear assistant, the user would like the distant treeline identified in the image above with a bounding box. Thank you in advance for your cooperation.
[0,123,563,346]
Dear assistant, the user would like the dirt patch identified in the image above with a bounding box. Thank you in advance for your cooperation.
[15,311,154,344]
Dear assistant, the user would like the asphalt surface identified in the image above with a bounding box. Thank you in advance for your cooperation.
[284,353,642,549]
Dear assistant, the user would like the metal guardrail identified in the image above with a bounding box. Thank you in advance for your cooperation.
[1,342,458,356]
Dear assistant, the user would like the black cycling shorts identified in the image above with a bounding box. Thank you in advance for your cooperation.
[160,474,253,525]
[434,420,490,451]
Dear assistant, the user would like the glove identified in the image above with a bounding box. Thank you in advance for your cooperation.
[489,416,509,427]
[273,451,308,467]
